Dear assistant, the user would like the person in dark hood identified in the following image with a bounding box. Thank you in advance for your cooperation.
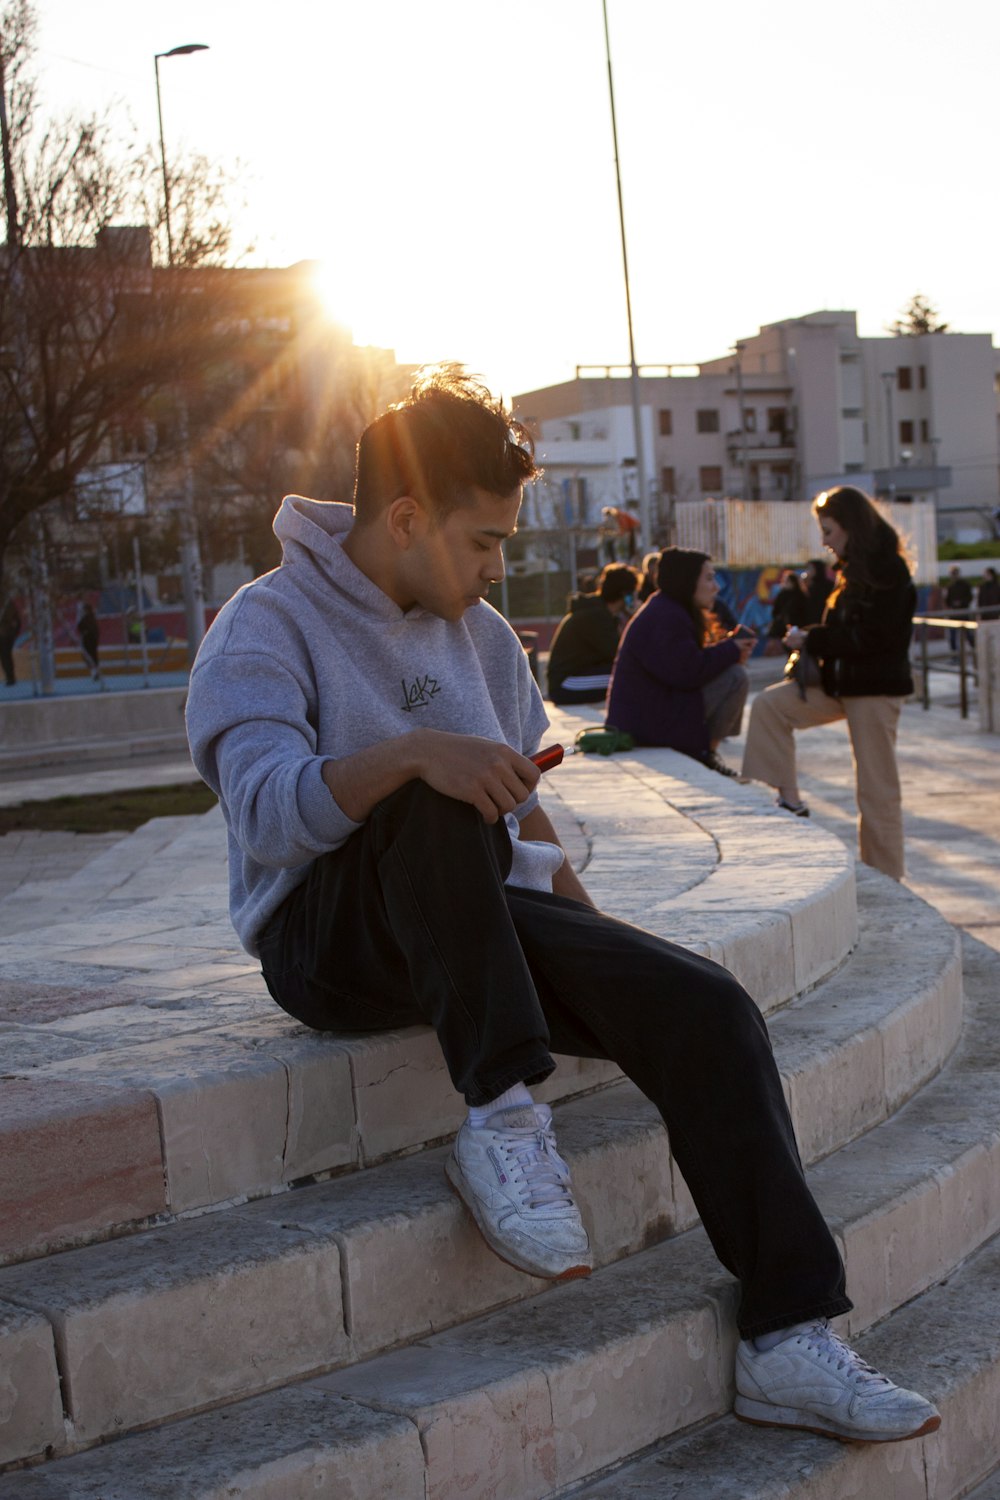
[546,563,638,704]
[743,486,915,878]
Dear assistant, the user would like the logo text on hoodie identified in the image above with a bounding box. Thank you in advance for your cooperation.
[401,675,442,711]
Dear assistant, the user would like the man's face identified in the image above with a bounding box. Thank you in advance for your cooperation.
[401,486,521,621]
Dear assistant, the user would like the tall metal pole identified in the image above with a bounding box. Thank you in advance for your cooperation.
[154,43,209,665]
[602,0,649,548]
[881,369,896,501]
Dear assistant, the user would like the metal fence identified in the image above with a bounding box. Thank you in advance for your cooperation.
[674,499,938,584]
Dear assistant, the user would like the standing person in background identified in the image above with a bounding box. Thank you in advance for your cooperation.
[944,565,973,652]
[636,550,661,604]
[742,486,915,878]
[77,601,101,683]
[546,563,638,705]
[600,505,640,561]
[976,566,1000,620]
[0,597,21,687]
[801,558,833,626]
[606,547,754,777]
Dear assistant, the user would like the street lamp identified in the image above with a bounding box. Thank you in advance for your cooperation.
[153,43,209,665]
[601,1,649,548]
[154,44,208,268]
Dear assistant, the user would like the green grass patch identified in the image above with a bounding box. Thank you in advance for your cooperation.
[0,781,218,835]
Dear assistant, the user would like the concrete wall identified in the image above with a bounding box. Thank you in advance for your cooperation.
[0,687,188,754]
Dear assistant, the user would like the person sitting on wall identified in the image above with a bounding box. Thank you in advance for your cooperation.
[546,563,639,705]
[605,546,755,777]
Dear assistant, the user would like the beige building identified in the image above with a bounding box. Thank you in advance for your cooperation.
[516,310,1000,544]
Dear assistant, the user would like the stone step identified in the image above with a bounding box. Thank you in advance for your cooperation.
[569,1226,1000,1500]
[0,921,986,1472]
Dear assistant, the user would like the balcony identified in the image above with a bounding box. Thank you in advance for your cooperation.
[726,430,796,460]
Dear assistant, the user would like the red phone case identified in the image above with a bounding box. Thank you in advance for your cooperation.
[530,744,564,772]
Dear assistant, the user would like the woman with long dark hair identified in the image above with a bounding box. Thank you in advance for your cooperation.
[606,546,755,775]
[741,486,915,878]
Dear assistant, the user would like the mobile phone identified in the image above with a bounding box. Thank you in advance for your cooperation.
[530,744,564,773]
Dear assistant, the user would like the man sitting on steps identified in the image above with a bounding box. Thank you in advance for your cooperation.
[185,366,940,1447]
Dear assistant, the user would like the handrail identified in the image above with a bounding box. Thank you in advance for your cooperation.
[912,614,980,717]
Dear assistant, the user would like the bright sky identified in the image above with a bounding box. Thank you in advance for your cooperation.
[27,0,1000,399]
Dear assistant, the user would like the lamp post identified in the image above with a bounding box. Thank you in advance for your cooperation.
[601,1,649,549]
[154,42,209,665]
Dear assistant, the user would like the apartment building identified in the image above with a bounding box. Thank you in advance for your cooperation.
[515,310,1000,543]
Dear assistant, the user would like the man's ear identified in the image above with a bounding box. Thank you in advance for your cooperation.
[385,495,429,550]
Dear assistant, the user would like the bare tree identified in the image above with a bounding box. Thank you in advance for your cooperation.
[0,0,236,584]
[886,294,949,337]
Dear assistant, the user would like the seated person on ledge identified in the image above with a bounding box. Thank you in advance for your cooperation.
[606,546,754,778]
[185,367,939,1447]
[546,563,638,705]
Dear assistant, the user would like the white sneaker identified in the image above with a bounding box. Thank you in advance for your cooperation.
[445,1102,592,1280]
[735,1320,941,1442]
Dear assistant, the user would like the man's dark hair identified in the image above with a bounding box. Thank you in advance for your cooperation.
[597,564,639,604]
[353,364,538,520]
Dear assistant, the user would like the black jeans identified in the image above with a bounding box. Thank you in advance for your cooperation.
[258,779,850,1337]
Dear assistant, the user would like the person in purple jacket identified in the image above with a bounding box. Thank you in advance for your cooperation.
[605,547,754,777]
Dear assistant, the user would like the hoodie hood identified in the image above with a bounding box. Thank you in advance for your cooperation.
[272,494,404,622]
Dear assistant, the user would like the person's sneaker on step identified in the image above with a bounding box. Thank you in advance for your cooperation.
[734,1320,941,1443]
[446,1100,592,1280]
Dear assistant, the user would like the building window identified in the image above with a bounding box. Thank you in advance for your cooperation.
[897,366,912,391]
[569,421,581,440]
[919,365,927,390]
[696,409,720,434]
[658,409,673,436]
[899,420,914,444]
[920,418,930,443]
[660,466,676,495]
[700,466,723,491]
[767,408,789,437]
[744,409,757,432]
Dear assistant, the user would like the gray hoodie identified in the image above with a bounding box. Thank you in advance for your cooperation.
[186,496,562,954]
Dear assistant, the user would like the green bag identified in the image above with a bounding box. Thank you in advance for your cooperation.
[574,726,635,756]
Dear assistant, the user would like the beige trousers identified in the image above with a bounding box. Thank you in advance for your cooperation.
[741,681,906,880]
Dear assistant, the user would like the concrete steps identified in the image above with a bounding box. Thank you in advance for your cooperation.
[2,932,999,1495]
[0,889,979,1478]
[0,754,859,1266]
[2,721,995,1495]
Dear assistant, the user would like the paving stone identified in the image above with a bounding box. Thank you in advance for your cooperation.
[0,1078,165,1265]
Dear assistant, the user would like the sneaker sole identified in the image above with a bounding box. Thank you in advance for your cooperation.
[444,1159,592,1283]
[733,1396,941,1444]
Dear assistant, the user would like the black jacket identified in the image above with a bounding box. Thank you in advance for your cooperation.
[805,552,915,698]
[547,593,620,702]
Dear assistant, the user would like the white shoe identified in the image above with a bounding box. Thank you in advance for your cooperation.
[735,1320,941,1442]
[445,1103,592,1280]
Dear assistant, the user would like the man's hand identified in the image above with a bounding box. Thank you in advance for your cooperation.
[414,730,540,823]
[321,729,540,825]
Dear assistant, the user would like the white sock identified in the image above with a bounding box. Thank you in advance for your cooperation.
[467,1082,534,1129]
